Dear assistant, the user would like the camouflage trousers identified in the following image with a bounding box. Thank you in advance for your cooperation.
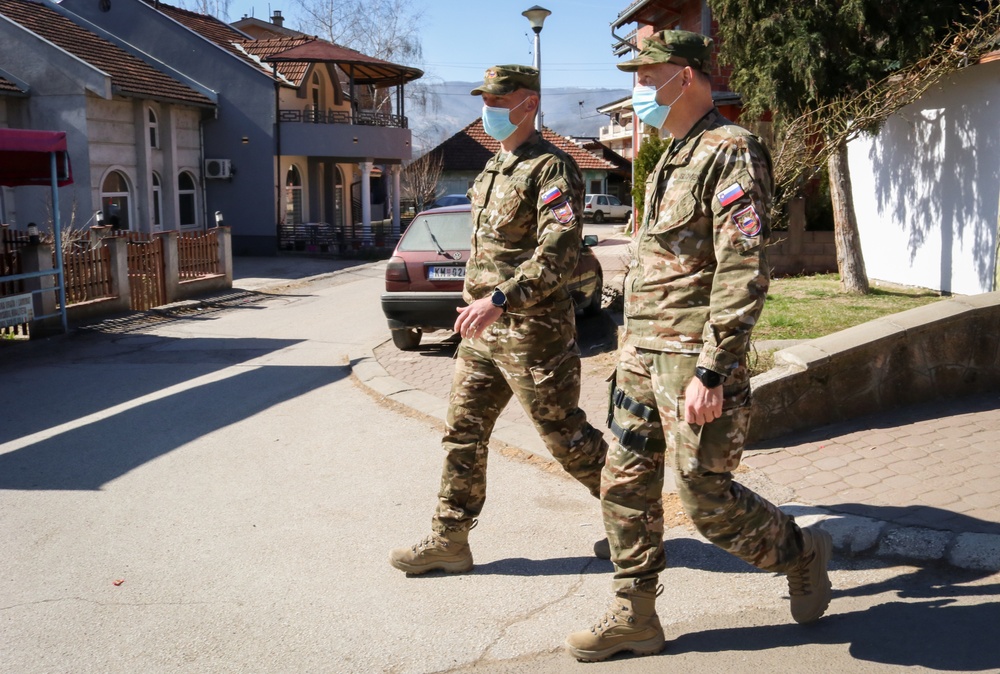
[603,345,803,591]
[433,307,608,534]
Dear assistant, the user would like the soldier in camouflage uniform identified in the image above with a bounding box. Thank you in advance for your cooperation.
[566,31,833,662]
[389,65,608,575]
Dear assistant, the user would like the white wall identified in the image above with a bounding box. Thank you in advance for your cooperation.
[848,60,1000,295]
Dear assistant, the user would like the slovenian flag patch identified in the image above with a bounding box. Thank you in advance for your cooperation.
[541,186,563,205]
[716,182,745,207]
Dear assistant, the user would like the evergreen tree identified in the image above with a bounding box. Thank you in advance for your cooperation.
[631,133,666,230]
[708,0,985,293]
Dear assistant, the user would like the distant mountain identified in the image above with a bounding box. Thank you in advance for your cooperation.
[406,81,630,155]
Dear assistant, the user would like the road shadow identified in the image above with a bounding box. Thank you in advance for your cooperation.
[823,502,1000,536]
[0,336,346,490]
[665,572,1000,671]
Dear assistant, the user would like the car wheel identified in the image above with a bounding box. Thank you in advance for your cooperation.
[583,272,604,316]
[623,210,631,223]
[390,327,422,350]
[593,210,605,224]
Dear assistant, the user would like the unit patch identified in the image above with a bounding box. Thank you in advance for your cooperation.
[716,182,746,207]
[733,204,762,237]
[552,202,574,224]
[541,186,563,205]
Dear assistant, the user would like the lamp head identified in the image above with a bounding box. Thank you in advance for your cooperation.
[522,5,550,33]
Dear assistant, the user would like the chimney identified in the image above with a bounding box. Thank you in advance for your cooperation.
[271,10,284,27]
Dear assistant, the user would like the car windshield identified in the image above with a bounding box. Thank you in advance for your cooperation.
[398,212,471,252]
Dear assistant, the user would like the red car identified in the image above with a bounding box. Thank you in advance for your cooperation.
[381,204,604,350]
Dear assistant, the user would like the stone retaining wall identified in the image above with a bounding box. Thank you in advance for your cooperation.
[749,292,1000,443]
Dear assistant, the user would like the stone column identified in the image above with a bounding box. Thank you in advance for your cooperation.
[360,160,373,245]
[391,164,402,239]
[158,230,180,304]
[22,243,56,334]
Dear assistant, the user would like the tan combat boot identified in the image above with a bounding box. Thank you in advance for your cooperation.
[787,524,833,623]
[388,528,473,575]
[593,538,611,560]
[565,581,665,662]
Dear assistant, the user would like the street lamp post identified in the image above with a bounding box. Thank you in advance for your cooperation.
[522,5,551,132]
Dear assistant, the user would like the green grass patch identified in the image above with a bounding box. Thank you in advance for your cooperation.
[753,274,944,342]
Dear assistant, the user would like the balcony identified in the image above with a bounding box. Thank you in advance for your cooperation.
[278,107,413,162]
[599,122,634,142]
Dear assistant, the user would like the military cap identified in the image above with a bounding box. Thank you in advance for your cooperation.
[470,65,540,96]
[616,29,713,75]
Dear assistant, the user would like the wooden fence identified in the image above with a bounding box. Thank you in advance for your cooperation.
[178,230,220,278]
[63,245,113,304]
[4,227,226,314]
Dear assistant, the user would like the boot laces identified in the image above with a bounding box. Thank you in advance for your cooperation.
[590,599,633,634]
[413,533,448,553]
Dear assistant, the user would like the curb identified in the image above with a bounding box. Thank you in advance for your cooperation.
[351,344,1000,574]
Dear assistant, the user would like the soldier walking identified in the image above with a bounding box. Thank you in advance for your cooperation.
[389,65,608,575]
[565,31,833,661]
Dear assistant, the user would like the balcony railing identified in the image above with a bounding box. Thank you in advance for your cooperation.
[599,122,634,141]
[279,108,408,129]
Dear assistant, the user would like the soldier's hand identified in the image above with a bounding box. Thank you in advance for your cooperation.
[684,377,723,425]
[455,298,503,340]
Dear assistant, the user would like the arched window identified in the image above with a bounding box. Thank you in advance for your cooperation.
[101,170,131,230]
[285,165,303,225]
[151,172,162,230]
[178,171,198,228]
[147,108,159,149]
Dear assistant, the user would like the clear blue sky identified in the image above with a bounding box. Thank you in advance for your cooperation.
[224,0,633,89]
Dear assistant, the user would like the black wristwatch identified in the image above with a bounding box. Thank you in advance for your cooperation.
[491,288,508,312]
[694,366,723,388]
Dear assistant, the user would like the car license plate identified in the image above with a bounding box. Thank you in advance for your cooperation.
[428,266,465,280]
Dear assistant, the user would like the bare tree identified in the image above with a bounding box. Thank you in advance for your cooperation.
[176,0,232,21]
[401,151,444,213]
[293,0,423,63]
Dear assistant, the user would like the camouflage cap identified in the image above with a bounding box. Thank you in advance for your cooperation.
[616,30,713,75]
[470,65,540,96]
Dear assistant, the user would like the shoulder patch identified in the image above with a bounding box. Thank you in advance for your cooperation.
[541,186,563,205]
[552,202,574,224]
[717,182,745,207]
[733,204,762,237]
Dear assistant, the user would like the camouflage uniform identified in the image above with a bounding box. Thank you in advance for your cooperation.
[604,109,804,590]
[433,131,608,535]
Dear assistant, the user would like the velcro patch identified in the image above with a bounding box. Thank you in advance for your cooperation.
[733,204,762,237]
[717,182,746,207]
[552,202,574,224]
[541,186,563,205]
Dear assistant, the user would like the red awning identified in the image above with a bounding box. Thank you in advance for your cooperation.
[0,129,73,187]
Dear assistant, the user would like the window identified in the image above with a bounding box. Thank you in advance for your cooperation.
[147,108,159,148]
[285,165,303,225]
[178,171,198,227]
[598,196,608,206]
[151,172,162,230]
[608,196,621,206]
[101,170,131,230]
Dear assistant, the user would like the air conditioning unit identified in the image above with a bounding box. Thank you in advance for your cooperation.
[205,158,232,179]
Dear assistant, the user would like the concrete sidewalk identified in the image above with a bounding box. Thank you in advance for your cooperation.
[233,241,1000,573]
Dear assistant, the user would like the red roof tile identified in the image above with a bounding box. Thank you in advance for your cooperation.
[238,37,314,86]
[0,0,213,107]
[431,118,620,172]
[145,1,273,77]
[0,75,24,94]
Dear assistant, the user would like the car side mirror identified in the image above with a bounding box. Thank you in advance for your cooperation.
[583,234,598,247]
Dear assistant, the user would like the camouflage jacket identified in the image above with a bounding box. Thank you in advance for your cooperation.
[464,132,585,314]
[623,109,772,379]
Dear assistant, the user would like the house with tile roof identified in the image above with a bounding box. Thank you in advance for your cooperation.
[60,0,422,255]
[426,118,629,206]
[0,0,216,234]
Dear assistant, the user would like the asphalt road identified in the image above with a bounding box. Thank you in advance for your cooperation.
[1,263,997,673]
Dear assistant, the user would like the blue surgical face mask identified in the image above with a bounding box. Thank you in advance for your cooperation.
[482,97,531,141]
[631,69,684,129]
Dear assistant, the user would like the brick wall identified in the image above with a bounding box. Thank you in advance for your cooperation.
[767,198,838,276]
